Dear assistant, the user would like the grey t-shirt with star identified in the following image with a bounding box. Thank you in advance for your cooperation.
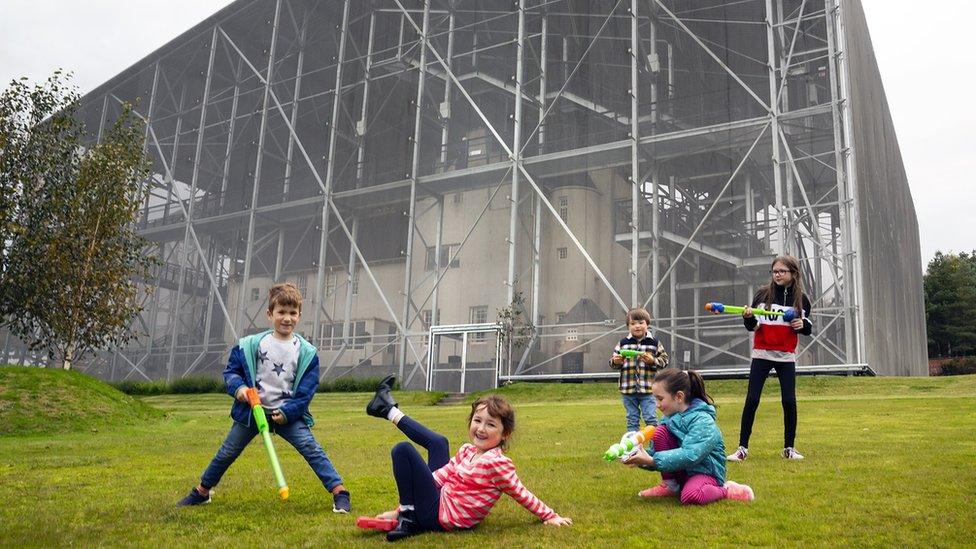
[255,333,299,410]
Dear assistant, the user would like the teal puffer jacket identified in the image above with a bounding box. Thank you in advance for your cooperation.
[651,399,727,484]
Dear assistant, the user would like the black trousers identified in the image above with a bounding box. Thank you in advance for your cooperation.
[738,358,797,448]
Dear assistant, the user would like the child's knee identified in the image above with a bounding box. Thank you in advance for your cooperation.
[679,488,705,506]
[391,441,413,458]
[433,434,449,452]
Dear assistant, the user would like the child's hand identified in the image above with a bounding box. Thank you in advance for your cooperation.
[620,445,654,467]
[545,516,573,526]
[235,386,249,403]
[742,307,754,319]
[376,509,399,520]
[270,409,286,424]
[790,318,804,330]
[638,352,654,364]
[611,354,625,366]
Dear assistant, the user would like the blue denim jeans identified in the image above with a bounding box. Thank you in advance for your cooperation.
[621,393,657,433]
[200,419,343,491]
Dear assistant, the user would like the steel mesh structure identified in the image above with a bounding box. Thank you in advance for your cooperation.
[2,0,927,388]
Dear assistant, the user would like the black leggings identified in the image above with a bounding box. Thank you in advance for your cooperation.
[738,358,797,448]
[391,416,450,533]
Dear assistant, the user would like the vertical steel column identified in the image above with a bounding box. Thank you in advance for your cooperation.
[357,11,376,182]
[219,58,242,213]
[506,0,526,306]
[398,0,431,377]
[96,95,109,144]
[438,10,455,167]
[341,218,359,349]
[765,0,787,255]
[629,0,640,307]
[167,27,218,381]
[313,0,351,348]
[276,19,309,282]
[531,8,547,327]
[431,198,444,327]
[139,64,161,369]
[162,86,187,221]
[237,0,282,333]
[651,168,661,320]
[827,0,861,363]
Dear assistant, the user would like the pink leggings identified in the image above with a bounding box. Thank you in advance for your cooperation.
[653,425,727,505]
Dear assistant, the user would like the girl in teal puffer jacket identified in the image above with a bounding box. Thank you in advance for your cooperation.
[621,368,755,504]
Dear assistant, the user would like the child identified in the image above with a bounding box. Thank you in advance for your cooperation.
[620,368,754,505]
[727,255,812,462]
[610,307,669,434]
[361,377,572,541]
[177,283,351,512]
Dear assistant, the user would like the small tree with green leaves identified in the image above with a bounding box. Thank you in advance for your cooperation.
[0,72,156,369]
[924,251,976,357]
[497,287,535,372]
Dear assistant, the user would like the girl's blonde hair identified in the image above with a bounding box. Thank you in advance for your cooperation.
[467,395,515,450]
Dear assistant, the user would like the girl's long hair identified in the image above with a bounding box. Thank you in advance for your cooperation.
[758,255,805,312]
[653,368,714,405]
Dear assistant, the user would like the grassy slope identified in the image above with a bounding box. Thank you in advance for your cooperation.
[0,376,974,547]
[0,366,161,436]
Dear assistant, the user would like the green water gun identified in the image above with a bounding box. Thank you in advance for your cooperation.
[245,387,289,500]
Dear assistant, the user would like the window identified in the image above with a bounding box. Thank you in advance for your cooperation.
[555,312,566,324]
[352,321,369,349]
[566,327,579,342]
[351,270,359,295]
[325,272,336,297]
[470,306,488,342]
[426,244,460,271]
[558,196,568,222]
[453,192,463,204]
[251,288,261,302]
[557,247,567,260]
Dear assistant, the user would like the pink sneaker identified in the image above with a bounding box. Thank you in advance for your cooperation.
[723,480,755,502]
[638,483,678,498]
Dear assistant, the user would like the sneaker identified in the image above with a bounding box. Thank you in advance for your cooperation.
[386,509,420,542]
[726,446,748,462]
[332,490,351,513]
[366,375,399,418]
[782,447,805,460]
[723,481,755,502]
[177,487,211,506]
[638,483,678,498]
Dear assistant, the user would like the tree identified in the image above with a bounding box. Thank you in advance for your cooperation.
[0,72,156,369]
[924,251,976,357]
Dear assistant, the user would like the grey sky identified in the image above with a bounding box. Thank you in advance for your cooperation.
[1,1,972,266]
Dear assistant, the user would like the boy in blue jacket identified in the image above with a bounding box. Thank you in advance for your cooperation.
[178,283,350,512]
[620,368,754,505]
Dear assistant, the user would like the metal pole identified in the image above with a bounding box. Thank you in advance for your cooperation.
[167,26,218,381]
[765,0,787,254]
[162,86,186,221]
[531,8,547,328]
[398,0,431,378]
[630,0,639,307]
[276,18,308,282]
[313,0,351,349]
[506,0,526,306]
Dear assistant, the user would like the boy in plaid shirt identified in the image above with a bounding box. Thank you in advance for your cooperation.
[609,307,669,432]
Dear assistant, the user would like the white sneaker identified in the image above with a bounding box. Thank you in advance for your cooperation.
[781,447,804,460]
[726,446,748,462]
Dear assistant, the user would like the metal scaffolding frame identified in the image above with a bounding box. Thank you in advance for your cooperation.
[2,0,927,385]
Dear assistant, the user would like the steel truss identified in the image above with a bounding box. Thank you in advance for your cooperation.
[3,0,925,384]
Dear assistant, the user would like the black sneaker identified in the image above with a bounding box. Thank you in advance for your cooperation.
[386,509,420,542]
[177,487,211,506]
[366,375,398,418]
[332,490,351,513]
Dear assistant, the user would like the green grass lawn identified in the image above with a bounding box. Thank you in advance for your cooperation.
[1,374,975,547]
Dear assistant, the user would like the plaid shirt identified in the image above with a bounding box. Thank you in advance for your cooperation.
[609,335,669,394]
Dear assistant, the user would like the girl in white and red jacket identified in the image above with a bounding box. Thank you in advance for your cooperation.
[360,377,572,541]
[727,255,812,463]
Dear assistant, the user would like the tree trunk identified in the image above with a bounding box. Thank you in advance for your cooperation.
[62,345,74,370]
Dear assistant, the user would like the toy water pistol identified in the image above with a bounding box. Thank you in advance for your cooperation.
[617,349,642,359]
[245,387,289,500]
[603,425,657,461]
[704,302,796,322]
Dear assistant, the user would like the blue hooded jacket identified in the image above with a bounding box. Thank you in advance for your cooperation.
[223,330,320,427]
[650,398,727,484]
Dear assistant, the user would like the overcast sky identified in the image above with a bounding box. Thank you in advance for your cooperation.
[1,1,973,266]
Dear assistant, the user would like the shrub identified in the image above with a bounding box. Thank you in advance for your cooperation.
[940,357,976,376]
[317,376,398,393]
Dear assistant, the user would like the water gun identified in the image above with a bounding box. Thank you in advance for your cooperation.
[704,302,796,322]
[245,387,289,500]
[603,425,657,461]
[617,349,643,359]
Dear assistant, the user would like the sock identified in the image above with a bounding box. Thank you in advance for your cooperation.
[664,479,679,493]
[387,407,404,424]
[398,504,415,512]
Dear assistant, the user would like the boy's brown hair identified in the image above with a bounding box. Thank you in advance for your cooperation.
[268,282,303,312]
[468,395,516,451]
[626,307,651,325]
